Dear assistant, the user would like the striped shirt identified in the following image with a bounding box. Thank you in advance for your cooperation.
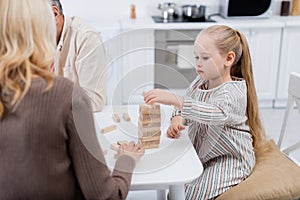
[181,76,255,200]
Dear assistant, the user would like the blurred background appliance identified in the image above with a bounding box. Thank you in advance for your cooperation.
[154,29,201,94]
[220,0,272,18]
[181,5,206,20]
[153,3,215,23]
[157,2,179,20]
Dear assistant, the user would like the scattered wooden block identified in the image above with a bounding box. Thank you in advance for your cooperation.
[117,140,129,145]
[122,113,131,122]
[101,124,117,134]
[112,114,120,123]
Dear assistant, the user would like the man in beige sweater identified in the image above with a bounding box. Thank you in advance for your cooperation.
[0,0,145,198]
[51,0,107,112]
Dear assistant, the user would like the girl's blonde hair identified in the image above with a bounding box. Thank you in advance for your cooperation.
[202,25,266,151]
[0,0,56,118]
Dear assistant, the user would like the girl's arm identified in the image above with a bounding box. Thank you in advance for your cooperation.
[181,93,243,126]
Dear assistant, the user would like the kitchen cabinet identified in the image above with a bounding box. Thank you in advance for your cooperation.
[239,27,282,107]
[119,29,155,104]
[275,25,300,107]
[103,32,123,105]
[94,23,123,105]
[91,20,125,105]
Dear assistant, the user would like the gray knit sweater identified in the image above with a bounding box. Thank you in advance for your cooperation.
[0,77,135,200]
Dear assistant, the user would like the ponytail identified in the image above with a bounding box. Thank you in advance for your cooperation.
[232,30,266,152]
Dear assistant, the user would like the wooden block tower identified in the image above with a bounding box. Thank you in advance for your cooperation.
[138,104,161,149]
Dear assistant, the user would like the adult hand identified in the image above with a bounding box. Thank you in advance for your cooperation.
[118,141,145,163]
[167,116,185,139]
[143,89,184,109]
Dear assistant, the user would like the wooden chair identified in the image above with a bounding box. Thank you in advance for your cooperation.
[216,72,300,200]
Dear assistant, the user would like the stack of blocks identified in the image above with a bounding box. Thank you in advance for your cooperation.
[138,104,161,149]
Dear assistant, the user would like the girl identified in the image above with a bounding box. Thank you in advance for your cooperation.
[0,0,144,199]
[144,25,266,199]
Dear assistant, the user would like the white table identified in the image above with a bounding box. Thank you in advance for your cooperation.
[93,105,203,200]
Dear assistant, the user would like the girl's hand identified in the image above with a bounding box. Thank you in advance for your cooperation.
[167,116,185,139]
[143,89,184,109]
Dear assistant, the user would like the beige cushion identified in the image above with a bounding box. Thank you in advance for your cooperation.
[216,140,300,200]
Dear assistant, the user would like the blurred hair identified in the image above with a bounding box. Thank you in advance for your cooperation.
[0,0,56,118]
[50,0,63,14]
[200,25,266,152]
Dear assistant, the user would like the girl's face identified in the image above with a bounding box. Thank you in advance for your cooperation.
[193,32,232,86]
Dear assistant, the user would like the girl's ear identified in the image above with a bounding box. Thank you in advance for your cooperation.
[224,51,235,67]
[52,6,60,19]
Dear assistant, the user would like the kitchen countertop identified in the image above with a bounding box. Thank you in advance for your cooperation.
[120,15,216,30]
[119,15,289,30]
[211,16,285,29]
[273,15,300,26]
[90,15,300,33]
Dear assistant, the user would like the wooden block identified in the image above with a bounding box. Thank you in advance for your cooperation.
[140,140,160,149]
[112,114,120,123]
[140,103,160,110]
[117,140,129,145]
[138,126,161,133]
[139,139,160,149]
[122,113,131,121]
[139,104,161,115]
[101,124,117,134]
[139,115,161,125]
[139,131,161,138]
[110,143,119,151]
[139,113,161,119]
[140,106,161,115]
[144,144,159,149]
[138,120,160,128]
[144,140,160,146]
[139,131,161,140]
[139,135,161,142]
[138,129,161,138]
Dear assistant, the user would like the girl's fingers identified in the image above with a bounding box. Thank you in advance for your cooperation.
[172,126,179,134]
[167,128,175,138]
[170,126,179,138]
[144,95,157,104]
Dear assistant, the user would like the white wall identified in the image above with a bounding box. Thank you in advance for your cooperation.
[60,0,251,22]
[61,0,284,22]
